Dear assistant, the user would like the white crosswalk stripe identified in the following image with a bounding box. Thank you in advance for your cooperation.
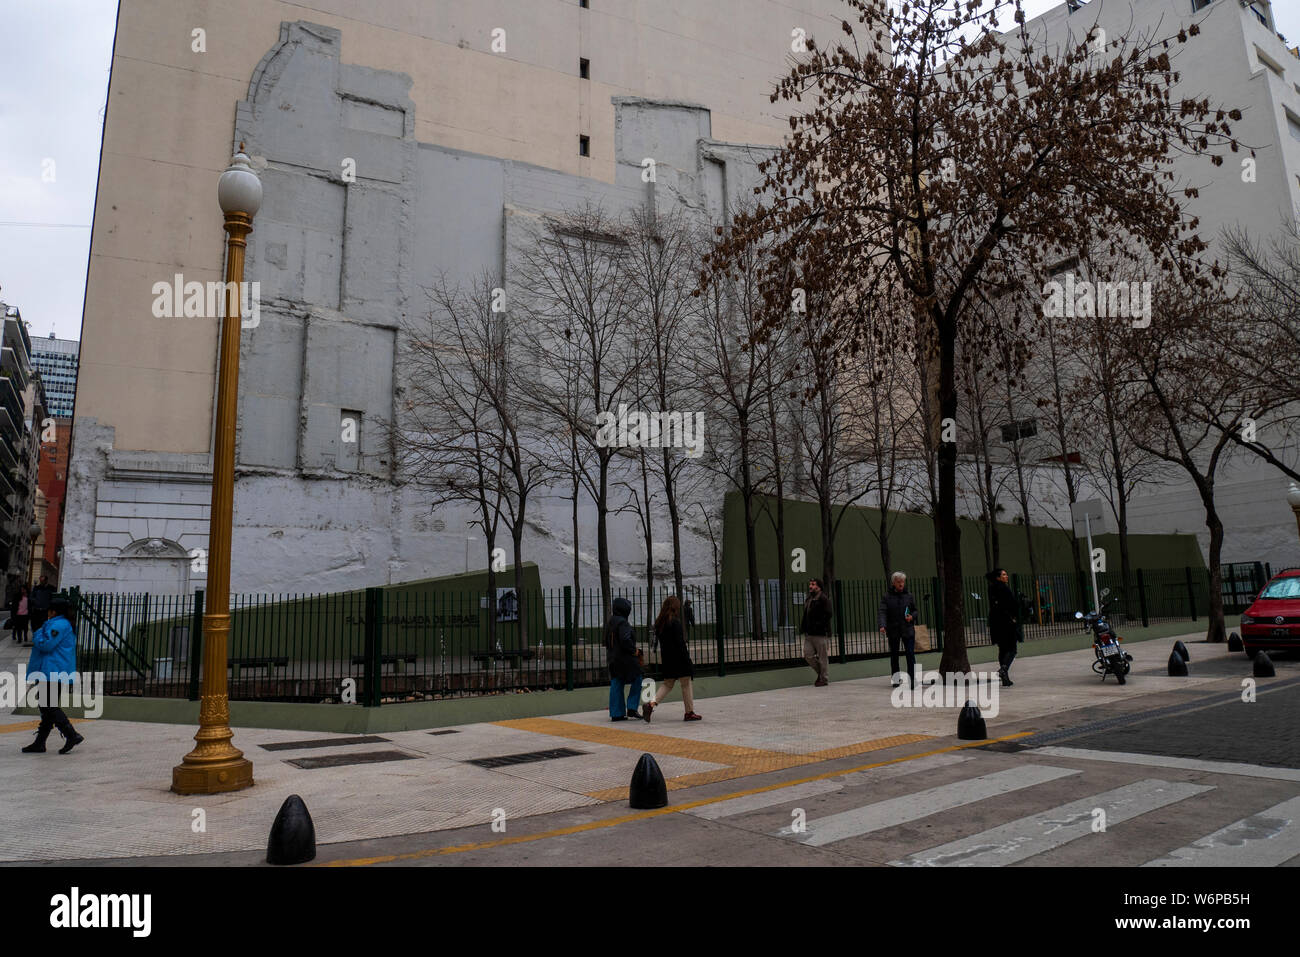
[1031,747,1300,782]
[891,779,1213,867]
[776,764,1080,847]
[689,754,972,821]
[1142,796,1300,867]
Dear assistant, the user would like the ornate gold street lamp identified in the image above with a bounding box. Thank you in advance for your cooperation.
[172,147,260,794]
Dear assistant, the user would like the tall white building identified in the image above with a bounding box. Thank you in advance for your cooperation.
[976,0,1300,568]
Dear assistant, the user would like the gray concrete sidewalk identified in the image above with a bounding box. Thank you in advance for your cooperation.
[0,628,1245,863]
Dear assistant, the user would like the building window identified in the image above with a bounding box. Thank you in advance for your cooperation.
[1287,109,1300,142]
[339,409,362,471]
[1257,46,1286,79]
[1001,419,1038,443]
[579,58,589,79]
[1191,0,1213,12]
[579,0,588,7]
[579,134,590,156]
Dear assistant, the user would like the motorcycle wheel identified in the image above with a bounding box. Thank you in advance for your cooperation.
[1116,672,1126,685]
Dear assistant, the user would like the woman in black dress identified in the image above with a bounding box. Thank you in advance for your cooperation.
[987,568,1020,687]
[643,595,701,722]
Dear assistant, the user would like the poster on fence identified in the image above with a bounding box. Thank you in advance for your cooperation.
[495,588,519,623]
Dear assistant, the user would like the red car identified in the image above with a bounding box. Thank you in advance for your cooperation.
[1241,568,1300,657]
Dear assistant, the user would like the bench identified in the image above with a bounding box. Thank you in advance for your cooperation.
[228,656,288,678]
[350,653,418,673]
[471,649,536,670]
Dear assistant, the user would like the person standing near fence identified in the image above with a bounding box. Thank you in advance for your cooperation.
[29,575,56,631]
[644,595,701,722]
[878,572,919,688]
[800,579,833,687]
[13,584,30,644]
[22,596,85,754]
[987,568,1020,687]
[604,596,644,721]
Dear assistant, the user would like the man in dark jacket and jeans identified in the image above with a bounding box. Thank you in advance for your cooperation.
[878,572,919,687]
[800,579,833,686]
[604,597,643,721]
[29,576,56,630]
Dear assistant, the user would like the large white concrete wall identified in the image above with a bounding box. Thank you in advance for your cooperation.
[66,0,850,593]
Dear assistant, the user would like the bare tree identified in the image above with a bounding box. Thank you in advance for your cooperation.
[694,238,778,640]
[513,205,636,613]
[395,274,514,645]
[709,0,1244,671]
[622,206,703,599]
[1118,274,1246,643]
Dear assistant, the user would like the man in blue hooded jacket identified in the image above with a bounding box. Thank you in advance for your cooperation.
[22,595,85,754]
[604,597,643,721]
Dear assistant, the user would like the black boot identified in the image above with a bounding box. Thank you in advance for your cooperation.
[51,712,83,754]
[22,718,53,754]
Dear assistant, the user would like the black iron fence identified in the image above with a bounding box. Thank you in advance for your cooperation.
[59,561,1260,706]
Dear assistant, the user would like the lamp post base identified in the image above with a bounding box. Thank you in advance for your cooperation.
[171,755,254,795]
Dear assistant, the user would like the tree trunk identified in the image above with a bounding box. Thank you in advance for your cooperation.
[512,526,528,646]
[776,493,789,628]
[1203,495,1227,643]
[597,455,611,615]
[936,320,967,674]
[485,536,498,649]
[878,502,893,582]
[663,446,683,599]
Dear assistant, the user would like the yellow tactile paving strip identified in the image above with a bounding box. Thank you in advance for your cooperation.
[494,718,932,802]
[0,719,86,734]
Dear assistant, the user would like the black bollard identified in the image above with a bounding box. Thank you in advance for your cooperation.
[1228,632,1243,652]
[1254,651,1276,678]
[629,752,668,809]
[1173,641,1190,663]
[957,700,986,740]
[1167,651,1188,677]
[267,794,316,865]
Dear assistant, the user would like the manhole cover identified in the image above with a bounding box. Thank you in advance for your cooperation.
[286,750,419,770]
[466,747,587,769]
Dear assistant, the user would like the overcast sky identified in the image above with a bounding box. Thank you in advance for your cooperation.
[1,0,1297,344]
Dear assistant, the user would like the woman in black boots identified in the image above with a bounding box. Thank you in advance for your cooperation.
[986,569,1020,687]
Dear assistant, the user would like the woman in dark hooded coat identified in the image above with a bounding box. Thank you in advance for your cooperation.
[604,596,643,720]
[986,568,1021,687]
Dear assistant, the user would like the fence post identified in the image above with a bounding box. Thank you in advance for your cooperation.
[563,586,574,692]
[1136,569,1149,628]
[833,579,847,664]
[1184,567,1197,622]
[364,586,383,707]
[188,590,205,701]
[714,582,726,678]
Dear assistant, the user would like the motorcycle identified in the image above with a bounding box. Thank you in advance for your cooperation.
[1075,594,1132,684]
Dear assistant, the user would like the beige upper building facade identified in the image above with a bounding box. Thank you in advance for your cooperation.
[84,0,845,455]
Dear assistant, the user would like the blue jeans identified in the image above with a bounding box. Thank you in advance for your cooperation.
[888,632,917,683]
[609,671,642,718]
